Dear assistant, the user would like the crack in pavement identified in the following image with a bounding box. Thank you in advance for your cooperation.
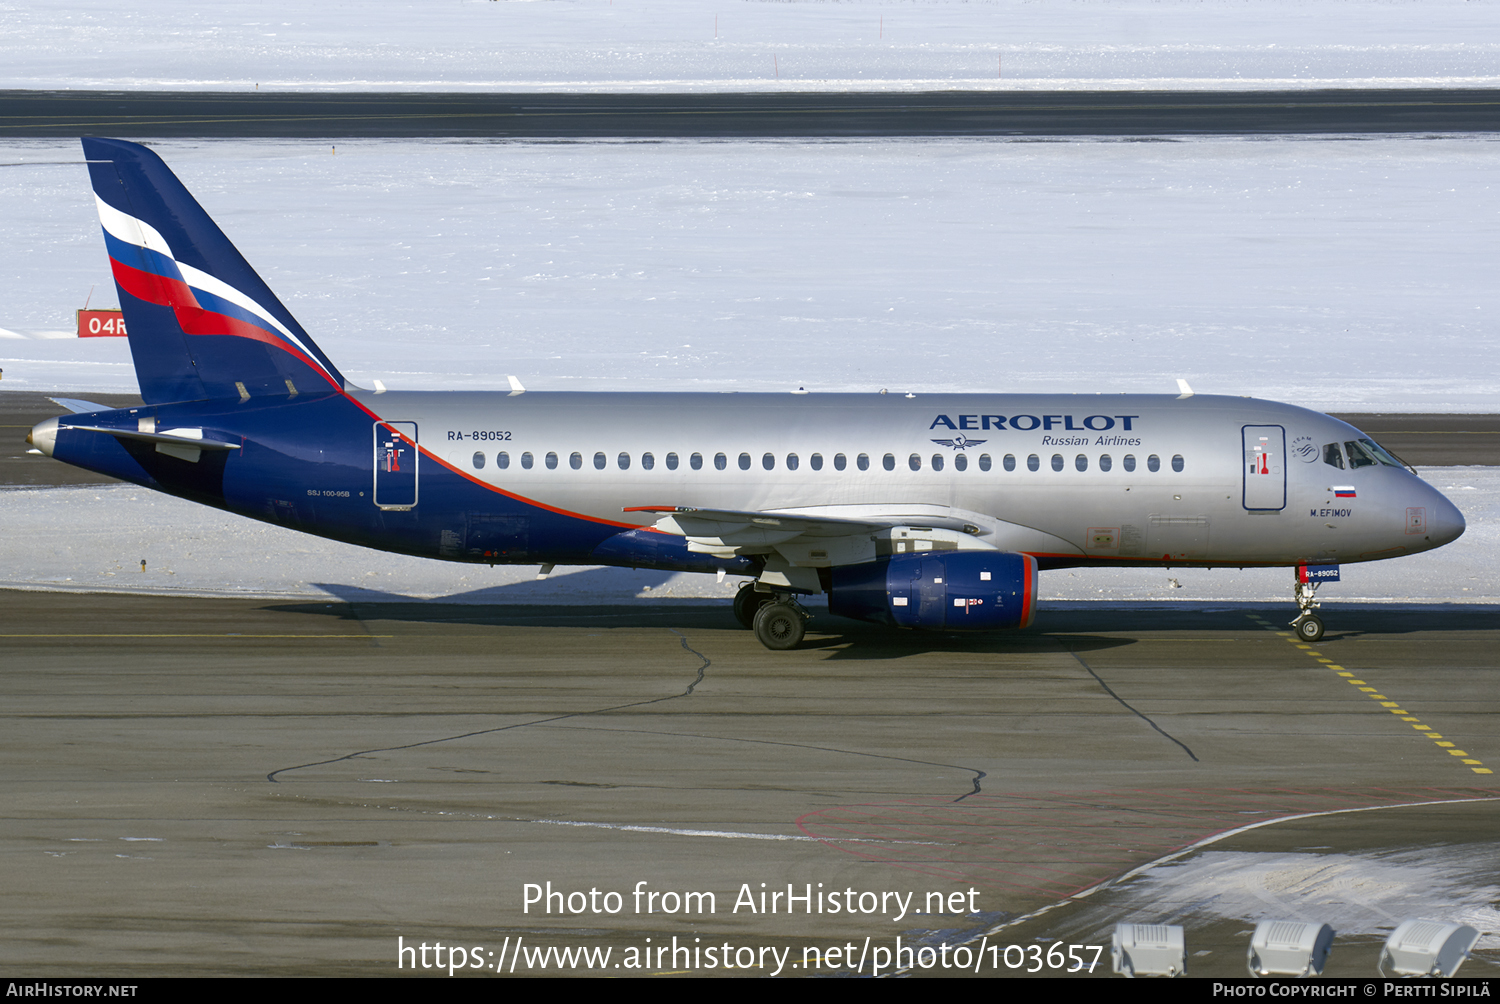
[265,626,712,783]
[1059,638,1199,762]
[547,722,988,802]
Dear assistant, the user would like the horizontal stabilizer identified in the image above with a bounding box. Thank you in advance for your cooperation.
[63,424,240,450]
[49,397,112,415]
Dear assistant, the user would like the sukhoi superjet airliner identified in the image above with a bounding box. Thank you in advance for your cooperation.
[27,138,1465,648]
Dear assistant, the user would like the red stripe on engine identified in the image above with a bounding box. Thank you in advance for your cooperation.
[1019,554,1037,628]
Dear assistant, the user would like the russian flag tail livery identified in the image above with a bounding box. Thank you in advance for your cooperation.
[82,137,346,405]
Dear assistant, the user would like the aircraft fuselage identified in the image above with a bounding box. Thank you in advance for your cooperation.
[32,389,1464,576]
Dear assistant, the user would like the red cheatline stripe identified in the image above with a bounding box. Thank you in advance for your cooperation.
[110,256,196,309]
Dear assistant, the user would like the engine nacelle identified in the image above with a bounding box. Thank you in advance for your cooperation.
[828,551,1038,631]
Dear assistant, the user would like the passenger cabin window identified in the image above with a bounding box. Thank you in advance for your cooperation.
[666,452,679,470]
[1027,454,1040,472]
[714,452,727,471]
[1099,454,1112,472]
[642,452,654,470]
[931,454,944,472]
[762,453,775,471]
[978,453,992,472]
[908,454,921,471]
[1172,454,1184,473]
[882,454,895,471]
[617,452,630,470]
[786,453,799,471]
[1123,454,1136,472]
[498,451,511,470]
[472,452,485,470]
[834,453,846,471]
[739,453,751,471]
[1003,454,1015,472]
[810,454,822,471]
[690,452,703,470]
[954,454,968,471]
[1051,454,1064,472]
[1147,454,1160,472]
[857,454,870,471]
[594,452,607,470]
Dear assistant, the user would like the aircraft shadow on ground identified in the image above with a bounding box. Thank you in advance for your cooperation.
[279,585,1500,647]
[266,578,1500,659]
[268,590,1500,666]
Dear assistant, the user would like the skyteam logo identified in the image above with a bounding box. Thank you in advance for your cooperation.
[930,414,1139,432]
[930,434,987,451]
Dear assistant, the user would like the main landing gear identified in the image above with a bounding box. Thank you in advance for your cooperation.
[734,582,809,650]
[733,581,768,629]
[1291,577,1325,643]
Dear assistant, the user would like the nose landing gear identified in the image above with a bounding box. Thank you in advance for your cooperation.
[1292,576,1324,642]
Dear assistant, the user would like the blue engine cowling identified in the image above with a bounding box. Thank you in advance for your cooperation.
[828,551,1038,631]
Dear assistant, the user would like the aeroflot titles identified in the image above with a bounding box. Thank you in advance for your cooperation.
[930,414,1139,432]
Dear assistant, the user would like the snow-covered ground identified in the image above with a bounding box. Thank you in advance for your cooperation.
[4,135,1499,412]
[5,0,1499,93]
[0,468,1490,606]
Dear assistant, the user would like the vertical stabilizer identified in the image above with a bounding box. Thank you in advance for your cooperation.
[82,137,346,404]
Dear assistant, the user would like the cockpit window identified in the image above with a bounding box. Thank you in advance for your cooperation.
[1323,443,1345,469]
[1344,440,1378,469]
[1359,438,1405,468]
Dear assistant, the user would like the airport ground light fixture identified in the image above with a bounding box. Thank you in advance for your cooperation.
[1112,923,1186,977]
[1378,919,1480,977]
[1247,920,1335,977]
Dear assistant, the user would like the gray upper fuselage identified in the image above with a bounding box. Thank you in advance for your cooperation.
[355,389,1465,568]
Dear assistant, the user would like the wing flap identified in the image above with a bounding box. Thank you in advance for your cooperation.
[624,504,993,564]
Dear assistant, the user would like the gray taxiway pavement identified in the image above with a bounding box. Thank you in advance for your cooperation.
[1,593,1497,977]
[5,89,1500,139]
[3,392,1498,977]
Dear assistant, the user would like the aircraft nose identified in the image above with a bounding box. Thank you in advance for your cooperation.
[26,417,58,458]
[1425,487,1466,547]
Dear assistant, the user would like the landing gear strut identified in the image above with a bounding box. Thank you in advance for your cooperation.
[1291,578,1324,643]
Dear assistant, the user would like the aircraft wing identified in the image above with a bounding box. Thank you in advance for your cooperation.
[624,504,994,591]
[624,505,890,543]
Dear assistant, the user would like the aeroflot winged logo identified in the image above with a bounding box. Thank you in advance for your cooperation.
[930,434,987,451]
[931,414,1140,432]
